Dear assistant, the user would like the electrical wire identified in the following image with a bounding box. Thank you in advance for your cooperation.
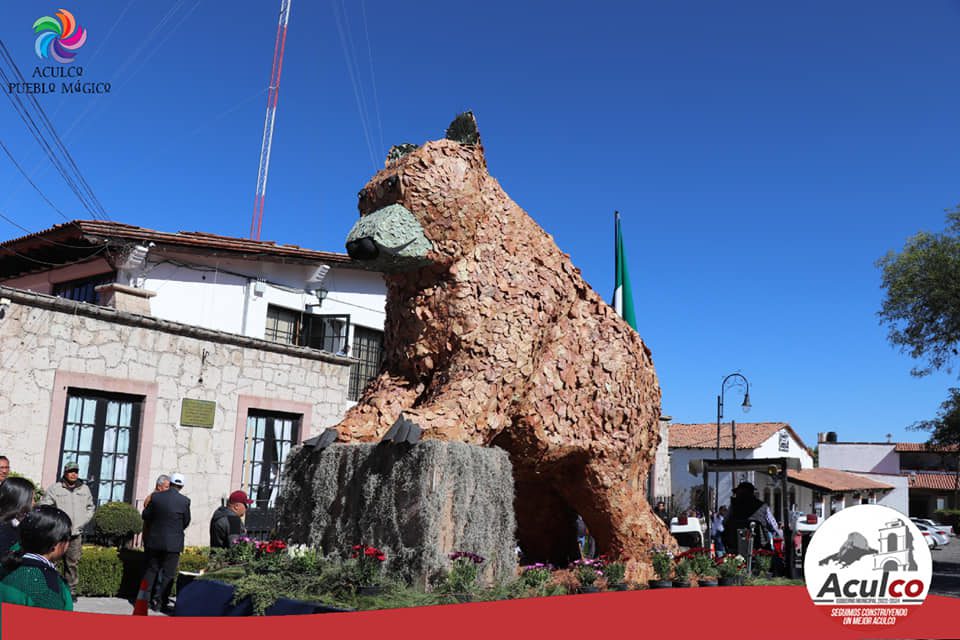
[0,40,108,220]
[359,0,385,156]
[0,242,107,267]
[0,140,75,223]
[0,41,108,221]
[332,1,378,169]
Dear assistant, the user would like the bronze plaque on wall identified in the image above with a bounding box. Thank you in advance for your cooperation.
[180,399,216,428]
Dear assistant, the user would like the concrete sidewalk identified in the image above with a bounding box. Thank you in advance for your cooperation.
[72,597,169,616]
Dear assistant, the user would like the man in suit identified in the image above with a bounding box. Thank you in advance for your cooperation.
[140,472,190,613]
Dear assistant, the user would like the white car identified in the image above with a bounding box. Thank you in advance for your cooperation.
[669,516,705,549]
[911,518,952,539]
[920,529,937,549]
[914,522,949,548]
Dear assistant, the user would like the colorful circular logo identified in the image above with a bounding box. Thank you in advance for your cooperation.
[33,9,87,64]
[804,505,932,627]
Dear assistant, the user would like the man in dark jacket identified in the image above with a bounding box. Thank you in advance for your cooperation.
[140,472,190,612]
[209,490,252,548]
[722,482,781,554]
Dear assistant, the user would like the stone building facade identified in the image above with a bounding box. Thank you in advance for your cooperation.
[0,285,351,546]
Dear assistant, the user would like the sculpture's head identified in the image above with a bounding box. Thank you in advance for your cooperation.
[345,112,488,272]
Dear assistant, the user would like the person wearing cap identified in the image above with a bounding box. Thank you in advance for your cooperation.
[722,481,782,554]
[141,472,191,613]
[209,490,253,548]
[39,460,94,599]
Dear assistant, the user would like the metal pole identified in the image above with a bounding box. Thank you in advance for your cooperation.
[715,394,722,512]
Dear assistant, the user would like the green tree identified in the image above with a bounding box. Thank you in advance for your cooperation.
[877,208,960,377]
[878,207,960,453]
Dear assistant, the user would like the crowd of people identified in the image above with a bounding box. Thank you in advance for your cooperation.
[0,455,255,616]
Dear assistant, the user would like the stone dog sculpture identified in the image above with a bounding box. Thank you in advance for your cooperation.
[330,113,672,569]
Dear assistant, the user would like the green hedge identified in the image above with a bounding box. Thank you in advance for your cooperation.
[77,546,123,596]
[76,545,210,597]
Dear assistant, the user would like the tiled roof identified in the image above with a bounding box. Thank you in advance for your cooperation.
[787,468,893,492]
[0,220,356,278]
[669,422,809,451]
[907,472,960,490]
[895,442,959,453]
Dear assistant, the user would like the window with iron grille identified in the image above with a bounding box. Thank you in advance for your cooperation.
[349,326,384,401]
[302,314,350,353]
[52,272,116,304]
[59,390,142,505]
[241,410,300,510]
[264,305,300,344]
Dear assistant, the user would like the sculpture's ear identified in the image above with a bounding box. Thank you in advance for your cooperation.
[445,111,481,145]
[386,143,419,165]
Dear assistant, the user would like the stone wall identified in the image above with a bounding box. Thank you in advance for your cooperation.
[0,286,352,546]
[279,441,517,587]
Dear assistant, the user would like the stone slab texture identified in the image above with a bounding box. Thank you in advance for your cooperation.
[278,441,516,586]
[332,113,675,580]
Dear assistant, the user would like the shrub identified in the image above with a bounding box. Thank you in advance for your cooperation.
[92,502,142,548]
[77,545,122,596]
[520,563,553,589]
[673,558,691,582]
[571,558,603,587]
[8,472,44,503]
[650,545,673,580]
[439,551,485,596]
[603,559,626,585]
[179,546,209,573]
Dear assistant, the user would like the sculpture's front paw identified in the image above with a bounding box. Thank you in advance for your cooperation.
[302,427,340,450]
[381,413,423,445]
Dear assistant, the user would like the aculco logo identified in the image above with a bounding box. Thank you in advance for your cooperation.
[805,504,932,607]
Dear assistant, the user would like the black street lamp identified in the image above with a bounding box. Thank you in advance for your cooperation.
[715,372,751,511]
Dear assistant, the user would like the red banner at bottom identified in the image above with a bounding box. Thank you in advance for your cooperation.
[4,586,960,639]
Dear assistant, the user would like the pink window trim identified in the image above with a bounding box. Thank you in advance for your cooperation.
[230,395,311,490]
[43,371,158,502]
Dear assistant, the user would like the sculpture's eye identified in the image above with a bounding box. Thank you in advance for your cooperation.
[373,175,401,202]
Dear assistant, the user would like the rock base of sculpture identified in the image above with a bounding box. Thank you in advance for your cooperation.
[278,441,517,587]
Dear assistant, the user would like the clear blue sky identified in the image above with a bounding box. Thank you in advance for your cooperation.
[2,1,959,447]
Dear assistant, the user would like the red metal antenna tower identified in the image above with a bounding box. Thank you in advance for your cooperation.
[249,0,291,240]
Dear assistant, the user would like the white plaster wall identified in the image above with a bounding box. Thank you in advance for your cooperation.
[819,443,899,473]
[0,296,351,546]
[137,253,386,344]
[142,262,248,334]
[749,431,814,468]
[872,474,909,515]
[669,447,738,511]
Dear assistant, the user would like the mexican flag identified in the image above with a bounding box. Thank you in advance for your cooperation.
[613,211,637,330]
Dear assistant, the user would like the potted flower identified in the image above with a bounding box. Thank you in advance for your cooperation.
[691,552,718,587]
[648,546,673,589]
[716,554,746,586]
[442,551,485,602]
[752,549,775,578]
[350,544,387,595]
[520,563,554,590]
[672,558,692,588]
[603,559,628,591]
[572,558,604,594]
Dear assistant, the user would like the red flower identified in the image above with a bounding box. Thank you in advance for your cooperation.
[364,547,378,557]
[353,544,362,551]
[376,553,386,562]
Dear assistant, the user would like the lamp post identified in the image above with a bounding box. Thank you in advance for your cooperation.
[714,372,751,512]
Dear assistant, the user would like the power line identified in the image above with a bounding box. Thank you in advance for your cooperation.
[0,139,74,223]
[0,40,109,220]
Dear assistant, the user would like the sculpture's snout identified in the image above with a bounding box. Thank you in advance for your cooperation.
[346,237,380,261]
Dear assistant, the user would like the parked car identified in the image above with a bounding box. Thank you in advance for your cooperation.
[920,529,937,549]
[669,515,705,549]
[911,517,953,539]
[914,521,949,548]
